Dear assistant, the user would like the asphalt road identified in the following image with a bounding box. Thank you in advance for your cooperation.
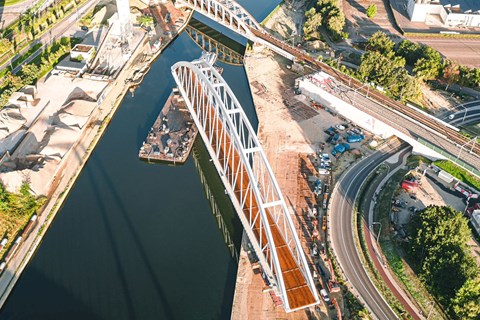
[415,38,480,68]
[440,100,480,127]
[330,141,407,320]
[0,0,98,74]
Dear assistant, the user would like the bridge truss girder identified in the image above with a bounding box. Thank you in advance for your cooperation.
[171,58,319,312]
[176,0,295,60]
[185,26,244,65]
[177,0,260,37]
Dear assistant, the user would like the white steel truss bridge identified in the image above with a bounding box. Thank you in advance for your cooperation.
[175,0,295,60]
[185,22,244,65]
[171,57,319,312]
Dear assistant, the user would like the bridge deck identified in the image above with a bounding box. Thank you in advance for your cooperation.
[195,84,316,310]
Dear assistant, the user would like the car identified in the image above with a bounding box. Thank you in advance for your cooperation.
[448,114,455,120]
[80,25,89,31]
[335,124,345,130]
[320,289,330,303]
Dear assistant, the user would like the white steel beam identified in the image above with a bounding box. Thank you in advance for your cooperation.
[171,56,319,312]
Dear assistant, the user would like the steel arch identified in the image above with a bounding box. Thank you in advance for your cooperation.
[185,25,244,65]
[171,57,319,312]
[176,0,261,37]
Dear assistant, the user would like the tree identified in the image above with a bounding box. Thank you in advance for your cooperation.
[327,10,345,37]
[443,60,460,90]
[413,57,441,80]
[412,46,442,81]
[366,3,377,18]
[410,206,478,301]
[315,0,345,40]
[303,8,322,37]
[4,73,24,91]
[366,31,394,56]
[358,51,405,87]
[452,277,480,319]
[396,40,423,65]
[0,38,12,55]
[460,66,480,88]
[389,69,422,102]
[20,64,39,84]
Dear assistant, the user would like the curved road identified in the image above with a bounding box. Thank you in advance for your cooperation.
[330,141,407,320]
[441,100,480,127]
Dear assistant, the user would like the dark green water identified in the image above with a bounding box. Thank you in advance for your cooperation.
[0,1,281,319]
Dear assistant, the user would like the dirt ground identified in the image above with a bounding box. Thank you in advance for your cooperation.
[263,0,306,41]
[391,168,480,264]
[232,42,381,319]
[342,0,401,42]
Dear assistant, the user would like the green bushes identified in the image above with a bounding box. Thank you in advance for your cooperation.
[409,206,480,319]
[366,3,377,19]
[434,160,480,191]
[0,37,80,107]
[0,182,45,259]
[303,0,346,41]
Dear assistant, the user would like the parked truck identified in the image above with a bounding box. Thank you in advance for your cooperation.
[331,143,350,156]
[347,134,365,143]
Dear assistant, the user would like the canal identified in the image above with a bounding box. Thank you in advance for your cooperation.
[0,1,281,319]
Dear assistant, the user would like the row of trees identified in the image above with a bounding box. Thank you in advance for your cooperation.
[0,37,78,106]
[0,0,82,57]
[357,32,423,102]
[357,31,480,103]
[409,206,480,319]
[304,0,346,41]
[396,38,480,88]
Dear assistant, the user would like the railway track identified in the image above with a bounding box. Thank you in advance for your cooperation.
[250,29,480,163]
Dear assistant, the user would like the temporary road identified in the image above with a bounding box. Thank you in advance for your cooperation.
[329,141,408,320]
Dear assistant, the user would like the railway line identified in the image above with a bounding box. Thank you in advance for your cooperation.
[250,29,480,168]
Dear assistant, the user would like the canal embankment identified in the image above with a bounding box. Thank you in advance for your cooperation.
[0,6,193,308]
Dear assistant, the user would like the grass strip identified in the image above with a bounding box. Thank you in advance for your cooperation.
[434,160,480,191]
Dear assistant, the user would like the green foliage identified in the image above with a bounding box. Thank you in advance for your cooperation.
[19,64,40,84]
[327,9,345,37]
[0,38,12,55]
[357,51,421,102]
[397,40,423,65]
[409,205,479,315]
[310,0,346,40]
[366,3,377,18]
[1,37,79,108]
[413,46,442,80]
[443,60,460,89]
[0,182,44,257]
[303,8,322,37]
[366,31,394,56]
[137,15,154,27]
[434,160,480,191]
[458,65,480,88]
[452,277,480,319]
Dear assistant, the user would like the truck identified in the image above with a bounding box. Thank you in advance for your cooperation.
[313,179,322,196]
[324,127,336,136]
[331,143,350,156]
[331,134,340,144]
[347,134,365,143]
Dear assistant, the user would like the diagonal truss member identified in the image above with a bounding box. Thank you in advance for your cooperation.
[176,0,261,37]
[171,57,319,312]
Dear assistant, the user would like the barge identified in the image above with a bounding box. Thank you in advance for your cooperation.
[139,52,221,165]
[139,89,197,164]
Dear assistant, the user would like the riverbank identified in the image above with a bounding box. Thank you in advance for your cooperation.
[0,7,193,307]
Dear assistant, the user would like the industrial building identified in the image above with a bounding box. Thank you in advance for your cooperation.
[407,0,480,27]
